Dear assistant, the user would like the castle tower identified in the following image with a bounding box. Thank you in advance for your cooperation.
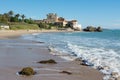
[46,13,58,23]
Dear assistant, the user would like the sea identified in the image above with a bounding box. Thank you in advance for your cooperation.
[21,29,120,80]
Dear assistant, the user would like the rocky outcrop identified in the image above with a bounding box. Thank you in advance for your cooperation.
[83,26,102,32]
[73,24,82,31]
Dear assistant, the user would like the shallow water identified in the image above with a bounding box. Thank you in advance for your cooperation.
[22,29,120,79]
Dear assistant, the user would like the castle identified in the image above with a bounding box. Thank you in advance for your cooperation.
[35,13,82,30]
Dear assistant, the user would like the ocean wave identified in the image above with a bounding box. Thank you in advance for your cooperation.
[21,31,120,80]
[67,43,120,80]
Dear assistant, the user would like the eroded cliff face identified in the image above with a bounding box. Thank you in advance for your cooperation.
[73,24,82,31]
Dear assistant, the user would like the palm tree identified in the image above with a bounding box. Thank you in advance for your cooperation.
[8,10,14,17]
[15,14,20,18]
[8,10,14,22]
[21,14,25,22]
[14,14,20,22]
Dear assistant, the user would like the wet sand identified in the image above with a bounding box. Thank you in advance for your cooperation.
[0,30,103,80]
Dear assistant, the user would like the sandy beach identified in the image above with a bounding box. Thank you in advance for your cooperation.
[0,30,103,80]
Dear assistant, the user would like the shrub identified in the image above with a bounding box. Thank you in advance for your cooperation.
[9,23,40,30]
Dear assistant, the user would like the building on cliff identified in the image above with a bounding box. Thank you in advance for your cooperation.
[34,13,82,31]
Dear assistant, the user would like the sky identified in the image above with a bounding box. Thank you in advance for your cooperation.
[0,0,120,29]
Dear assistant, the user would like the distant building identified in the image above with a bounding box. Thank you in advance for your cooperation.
[34,13,82,31]
[46,13,58,23]
[0,24,9,30]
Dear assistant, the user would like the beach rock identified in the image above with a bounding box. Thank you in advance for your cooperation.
[19,67,35,76]
[59,71,72,75]
[81,60,94,66]
[71,52,77,56]
[97,66,104,70]
[38,59,57,64]
[111,72,119,78]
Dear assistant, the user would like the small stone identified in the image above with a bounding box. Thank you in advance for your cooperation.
[59,71,72,75]
[111,72,119,78]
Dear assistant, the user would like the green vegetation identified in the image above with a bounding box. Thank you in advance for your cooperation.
[0,10,40,30]
[37,22,58,30]
[19,67,36,76]
[0,10,60,30]
[9,23,40,30]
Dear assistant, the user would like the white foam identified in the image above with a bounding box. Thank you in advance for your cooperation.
[20,31,120,80]
[67,43,120,79]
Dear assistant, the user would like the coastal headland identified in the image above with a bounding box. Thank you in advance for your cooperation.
[0,30,103,80]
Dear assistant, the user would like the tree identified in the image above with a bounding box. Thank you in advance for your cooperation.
[24,18,34,24]
[14,14,20,22]
[1,15,8,23]
[21,14,25,22]
[37,22,48,29]
[8,10,14,17]
[15,14,20,18]
[8,10,14,22]
[10,17,18,22]
[0,14,2,22]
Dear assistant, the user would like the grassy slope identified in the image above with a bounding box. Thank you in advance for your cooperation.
[10,23,40,30]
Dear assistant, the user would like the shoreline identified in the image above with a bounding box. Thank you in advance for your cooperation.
[0,30,103,80]
[0,30,63,39]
